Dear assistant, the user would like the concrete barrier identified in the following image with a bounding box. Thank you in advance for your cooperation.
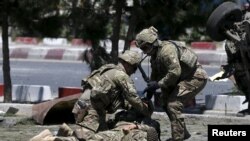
[196,50,227,65]
[0,84,3,102]
[28,48,49,60]
[205,94,248,112]
[0,84,3,97]
[71,38,92,47]
[44,48,65,60]
[62,48,85,61]
[15,37,39,44]
[58,86,82,98]
[42,38,68,46]
[10,47,29,59]
[12,84,53,103]
[191,42,216,50]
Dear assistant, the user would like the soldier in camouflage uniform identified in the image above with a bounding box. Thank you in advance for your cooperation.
[135,26,208,141]
[72,50,152,133]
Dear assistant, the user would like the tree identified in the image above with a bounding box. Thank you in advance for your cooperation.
[10,0,64,38]
[1,0,12,102]
[123,0,141,51]
[111,0,125,64]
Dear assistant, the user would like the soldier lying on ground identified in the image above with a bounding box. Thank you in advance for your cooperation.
[30,106,161,141]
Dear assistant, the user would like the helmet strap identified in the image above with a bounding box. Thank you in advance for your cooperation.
[153,39,161,46]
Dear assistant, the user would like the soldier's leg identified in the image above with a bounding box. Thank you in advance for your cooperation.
[53,136,78,141]
[57,123,74,137]
[72,89,91,123]
[73,127,95,140]
[77,107,100,132]
[164,100,185,141]
[90,98,108,131]
[30,129,55,141]
[162,76,206,140]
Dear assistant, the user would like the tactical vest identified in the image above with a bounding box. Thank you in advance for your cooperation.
[168,40,198,69]
[81,64,117,88]
[82,64,119,108]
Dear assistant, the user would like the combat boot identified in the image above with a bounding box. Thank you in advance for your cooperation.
[53,136,78,141]
[30,129,55,141]
[184,125,191,140]
[57,123,74,137]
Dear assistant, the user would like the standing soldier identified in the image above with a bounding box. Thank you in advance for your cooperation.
[72,50,152,133]
[135,26,208,141]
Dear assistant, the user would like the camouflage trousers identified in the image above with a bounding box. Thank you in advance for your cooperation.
[34,122,149,141]
[72,88,91,123]
[72,88,109,132]
[161,66,207,141]
[87,121,148,141]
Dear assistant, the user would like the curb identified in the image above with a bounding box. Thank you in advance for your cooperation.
[0,103,33,118]
[0,103,249,124]
[152,111,250,125]
[0,44,227,66]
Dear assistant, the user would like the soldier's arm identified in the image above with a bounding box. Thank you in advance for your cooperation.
[115,72,151,117]
[150,59,157,81]
[158,45,181,88]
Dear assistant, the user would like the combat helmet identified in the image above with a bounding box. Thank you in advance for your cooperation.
[118,50,141,66]
[135,26,158,48]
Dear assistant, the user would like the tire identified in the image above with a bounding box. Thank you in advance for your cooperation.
[206,2,243,41]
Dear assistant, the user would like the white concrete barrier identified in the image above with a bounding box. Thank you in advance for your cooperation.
[196,50,227,65]
[43,38,68,46]
[12,84,53,103]
[62,48,85,61]
[205,94,248,112]
[28,48,49,59]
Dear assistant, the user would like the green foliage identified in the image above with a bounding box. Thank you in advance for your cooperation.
[134,0,221,42]
[5,0,228,42]
[9,0,63,37]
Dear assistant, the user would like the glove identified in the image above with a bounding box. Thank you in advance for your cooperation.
[147,81,160,91]
[142,81,160,98]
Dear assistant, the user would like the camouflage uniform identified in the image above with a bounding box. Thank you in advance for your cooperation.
[136,26,208,141]
[72,50,151,132]
[73,109,159,141]
[30,108,159,141]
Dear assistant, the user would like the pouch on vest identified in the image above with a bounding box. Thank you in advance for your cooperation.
[169,40,198,69]
[82,64,117,88]
[90,78,112,107]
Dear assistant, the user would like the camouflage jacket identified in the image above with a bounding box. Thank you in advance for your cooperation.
[150,41,198,89]
[83,63,150,117]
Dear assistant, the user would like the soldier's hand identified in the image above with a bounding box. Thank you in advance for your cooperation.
[122,124,138,134]
[143,81,160,94]
[147,81,160,90]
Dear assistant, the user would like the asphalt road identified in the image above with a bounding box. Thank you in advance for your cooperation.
[0,59,235,103]
[0,59,247,141]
